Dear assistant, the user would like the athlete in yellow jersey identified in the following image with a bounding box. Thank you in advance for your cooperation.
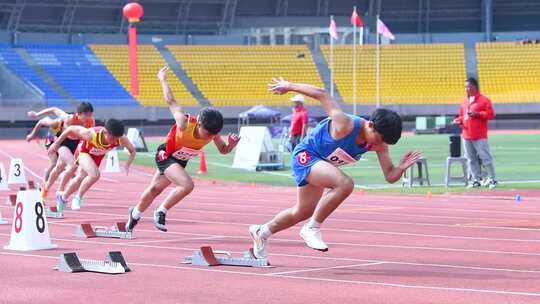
[26,103,94,201]
[126,67,240,232]
[49,120,135,211]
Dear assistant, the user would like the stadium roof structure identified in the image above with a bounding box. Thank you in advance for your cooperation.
[0,0,538,35]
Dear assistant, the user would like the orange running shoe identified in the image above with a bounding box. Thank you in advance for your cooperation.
[40,187,48,206]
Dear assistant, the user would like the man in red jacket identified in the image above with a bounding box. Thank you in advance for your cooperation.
[453,77,497,189]
[289,94,309,151]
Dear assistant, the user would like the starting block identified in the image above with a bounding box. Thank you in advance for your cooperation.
[75,222,134,239]
[16,181,37,192]
[46,206,64,219]
[56,251,131,274]
[183,246,271,268]
[27,180,36,189]
[5,194,16,207]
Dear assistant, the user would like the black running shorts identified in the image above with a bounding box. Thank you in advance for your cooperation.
[155,143,188,174]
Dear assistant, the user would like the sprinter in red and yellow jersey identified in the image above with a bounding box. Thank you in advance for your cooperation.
[126,66,240,232]
[26,103,95,202]
[48,119,136,211]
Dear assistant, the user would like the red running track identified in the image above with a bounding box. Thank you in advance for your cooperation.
[1,140,540,304]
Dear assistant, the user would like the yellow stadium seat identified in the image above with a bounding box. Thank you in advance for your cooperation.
[476,42,540,103]
[167,45,324,107]
[90,44,198,107]
[320,43,466,105]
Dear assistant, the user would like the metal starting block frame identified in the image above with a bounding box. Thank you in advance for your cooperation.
[56,251,131,274]
[183,246,271,268]
[46,206,64,219]
[75,222,134,239]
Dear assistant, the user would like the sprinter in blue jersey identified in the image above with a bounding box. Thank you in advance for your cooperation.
[249,78,421,258]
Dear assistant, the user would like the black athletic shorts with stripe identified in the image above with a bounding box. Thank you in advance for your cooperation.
[155,143,188,175]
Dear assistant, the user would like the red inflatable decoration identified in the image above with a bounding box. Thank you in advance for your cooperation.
[123,2,144,96]
[123,2,144,23]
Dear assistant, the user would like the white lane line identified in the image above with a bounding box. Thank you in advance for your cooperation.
[115,235,222,245]
[267,262,388,276]
[1,251,540,298]
[1,231,539,274]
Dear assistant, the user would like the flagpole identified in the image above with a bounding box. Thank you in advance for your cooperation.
[359,26,364,110]
[376,15,381,108]
[330,15,335,98]
[352,7,357,115]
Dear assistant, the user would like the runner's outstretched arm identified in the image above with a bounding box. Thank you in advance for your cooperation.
[158,66,187,131]
[268,77,353,138]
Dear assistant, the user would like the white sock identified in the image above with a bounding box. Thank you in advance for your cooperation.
[131,207,142,220]
[259,224,272,239]
[306,218,321,229]
[157,205,168,214]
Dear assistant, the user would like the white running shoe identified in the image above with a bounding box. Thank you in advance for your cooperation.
[467,180,481,189]
[71,196,82,210]
[300,224,328,252]
[248,225,268,259]
[487,179,498,189]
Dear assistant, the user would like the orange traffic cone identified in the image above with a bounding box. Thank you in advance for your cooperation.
[198,150,208,175]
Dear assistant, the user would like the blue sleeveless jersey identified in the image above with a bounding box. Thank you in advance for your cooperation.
[291,115,370,186]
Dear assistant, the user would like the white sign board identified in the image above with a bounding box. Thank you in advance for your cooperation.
[104,150,121,173]
[0,162,9,191]
[232,126,274,171]
[4,190,57,251]
[126,128,148,152]
[7,158,27,185]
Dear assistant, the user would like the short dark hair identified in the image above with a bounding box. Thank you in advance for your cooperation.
[466,77,479,89]
[104,119,125,137]
[370,108,402,145]
[76,102,94,114]
[199,107,223,134]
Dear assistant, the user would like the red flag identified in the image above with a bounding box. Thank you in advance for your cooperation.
[350,9,364,27]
